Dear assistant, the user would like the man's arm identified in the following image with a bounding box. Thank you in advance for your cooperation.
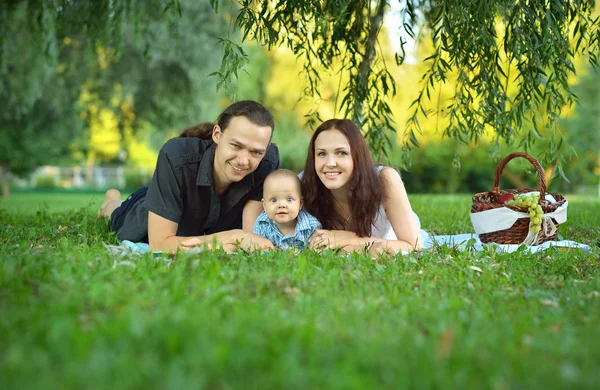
[148,211,237,253]
[167,200,273,252]
[242,200,265,232]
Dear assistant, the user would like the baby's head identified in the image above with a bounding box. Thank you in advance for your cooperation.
[262,169,303,227]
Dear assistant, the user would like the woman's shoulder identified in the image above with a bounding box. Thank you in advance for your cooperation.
[377,166,404,190]
[376,165,400,178]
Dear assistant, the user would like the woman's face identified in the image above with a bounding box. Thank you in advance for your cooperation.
[313,129,354,192]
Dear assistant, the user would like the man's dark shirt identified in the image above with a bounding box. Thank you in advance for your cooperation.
[116,137,279,242]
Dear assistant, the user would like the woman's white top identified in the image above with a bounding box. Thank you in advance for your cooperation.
[298,167,428,244]
[371,166,428,245]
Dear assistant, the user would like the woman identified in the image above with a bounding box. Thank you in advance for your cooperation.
[302,119,426,255]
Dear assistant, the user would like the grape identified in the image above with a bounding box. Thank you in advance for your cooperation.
[510,193,545,236]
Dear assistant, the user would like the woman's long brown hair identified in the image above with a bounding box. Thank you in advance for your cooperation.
[301,119,383,237]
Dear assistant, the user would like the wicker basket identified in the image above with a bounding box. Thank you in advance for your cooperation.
[471,152,567,245]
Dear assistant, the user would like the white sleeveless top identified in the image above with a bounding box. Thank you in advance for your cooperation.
[371,166,426,242]
[298,167,426,242]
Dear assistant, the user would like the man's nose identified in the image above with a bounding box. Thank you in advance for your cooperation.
[237,150,249,165]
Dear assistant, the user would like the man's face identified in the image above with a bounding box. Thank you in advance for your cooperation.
[262,176,302,227]
[212,116,272,188]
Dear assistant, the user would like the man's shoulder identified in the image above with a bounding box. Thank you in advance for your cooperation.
[261,143,280,167]
[159,138,212,166]
[252,143,280,182]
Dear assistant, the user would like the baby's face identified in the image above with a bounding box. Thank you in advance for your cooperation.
[262,176,302,225]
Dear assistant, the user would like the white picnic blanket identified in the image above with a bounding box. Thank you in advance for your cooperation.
[423,233,590,253]
[104,235,591,256]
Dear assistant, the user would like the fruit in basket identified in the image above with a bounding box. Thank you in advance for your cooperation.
[506,193,545,234]
[498,193,515,204]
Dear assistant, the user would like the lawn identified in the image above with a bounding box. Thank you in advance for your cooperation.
[1,192,599,389]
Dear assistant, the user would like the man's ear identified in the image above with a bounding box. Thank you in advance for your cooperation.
[212,125,222,144]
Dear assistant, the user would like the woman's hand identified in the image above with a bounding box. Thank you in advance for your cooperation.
[308,229,368,250]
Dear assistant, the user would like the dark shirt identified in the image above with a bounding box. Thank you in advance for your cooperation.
[116,137,279,242]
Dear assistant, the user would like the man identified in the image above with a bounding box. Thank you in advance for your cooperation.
[99,100,278,253]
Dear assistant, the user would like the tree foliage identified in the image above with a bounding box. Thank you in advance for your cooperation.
[2,0,600,187]
[209,0,600,171]
[0,0,228,197]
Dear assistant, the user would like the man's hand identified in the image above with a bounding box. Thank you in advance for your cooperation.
[180,230,274,252]
[233,231,274,251]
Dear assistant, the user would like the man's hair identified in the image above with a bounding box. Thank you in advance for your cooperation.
[179,122,214,138]
[264,169,302,196]
[179,100,275,140]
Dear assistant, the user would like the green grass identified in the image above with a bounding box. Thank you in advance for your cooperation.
[0,192,105,214]
[1,193,599,389]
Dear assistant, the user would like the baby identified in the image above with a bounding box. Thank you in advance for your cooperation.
[253,169,321,250]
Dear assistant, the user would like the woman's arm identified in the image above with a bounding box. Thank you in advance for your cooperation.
[308,229,375,250]
[376,167,422,252]
[308,167,422,254]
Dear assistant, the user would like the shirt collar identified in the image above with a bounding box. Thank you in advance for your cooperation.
[295,210,315,233]
[196,142,216,187]
[195,143,256,191]
[256,209,314,234]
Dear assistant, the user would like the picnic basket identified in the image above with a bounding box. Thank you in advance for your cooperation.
[471,152,567,245]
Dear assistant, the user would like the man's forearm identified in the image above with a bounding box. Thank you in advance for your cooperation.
[149,231,233,253]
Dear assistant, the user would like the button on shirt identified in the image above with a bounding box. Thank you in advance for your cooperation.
[116,137,279,242]
[253,209,322,250]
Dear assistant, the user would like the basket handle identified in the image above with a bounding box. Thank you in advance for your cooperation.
[491,152,547,203]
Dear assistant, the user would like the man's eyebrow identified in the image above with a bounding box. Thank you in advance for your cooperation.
[230,138,266,153]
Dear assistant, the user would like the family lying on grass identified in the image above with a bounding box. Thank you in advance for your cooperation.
[98,100,426,255]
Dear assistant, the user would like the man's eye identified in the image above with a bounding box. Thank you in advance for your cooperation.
[231,144,240,149]
[252,151,264,157]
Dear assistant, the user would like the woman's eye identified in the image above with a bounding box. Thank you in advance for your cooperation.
[317,152,326,157]
[338,151,348,156]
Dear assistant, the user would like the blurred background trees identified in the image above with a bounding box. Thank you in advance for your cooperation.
[1,0,599,198]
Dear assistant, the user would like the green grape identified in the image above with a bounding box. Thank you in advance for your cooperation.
[513,193,545,236]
